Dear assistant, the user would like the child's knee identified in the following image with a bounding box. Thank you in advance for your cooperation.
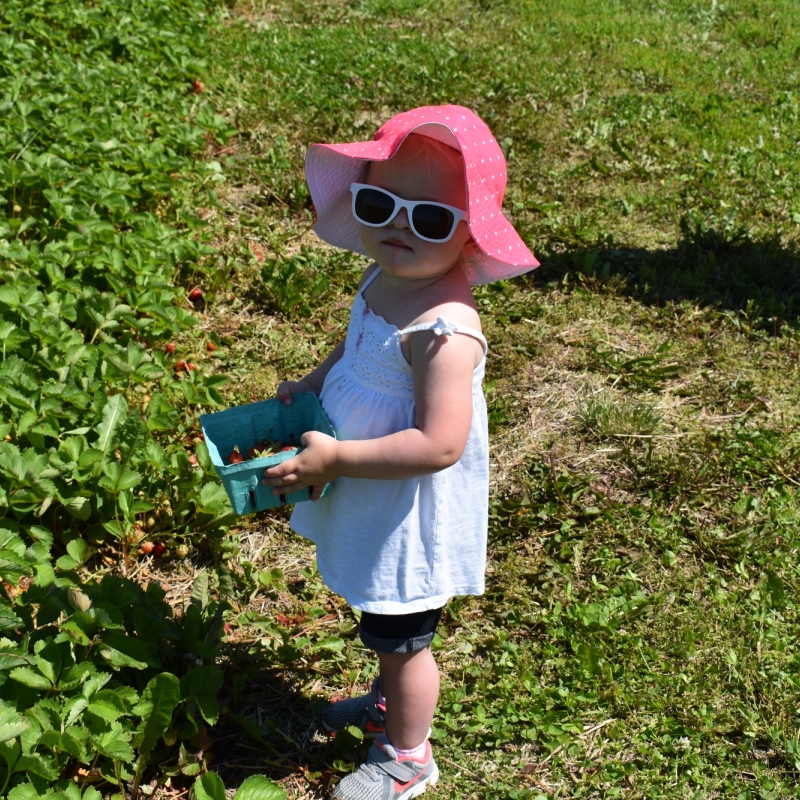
[359,607,443,655]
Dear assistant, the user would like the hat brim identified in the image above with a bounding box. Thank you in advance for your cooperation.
[304,123,539,285]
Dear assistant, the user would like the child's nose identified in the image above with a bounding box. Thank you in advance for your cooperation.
[390,208,411,230]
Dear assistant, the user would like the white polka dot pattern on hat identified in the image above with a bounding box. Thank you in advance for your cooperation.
[304,104,539,284]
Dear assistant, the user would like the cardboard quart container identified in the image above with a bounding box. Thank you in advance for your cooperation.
[200,392,335,515]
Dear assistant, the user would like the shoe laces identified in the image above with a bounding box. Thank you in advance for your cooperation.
[359,759,392,783]
[366,742,399,780]
[360,742,422,784]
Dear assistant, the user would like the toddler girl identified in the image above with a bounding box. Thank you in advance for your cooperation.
[261,105,539,800]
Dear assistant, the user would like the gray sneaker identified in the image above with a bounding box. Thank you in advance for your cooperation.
[322,676,386,737]
[332,739,439,800]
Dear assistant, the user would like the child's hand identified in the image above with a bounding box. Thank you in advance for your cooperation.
[261,431,339,501]
[276,379,314,406]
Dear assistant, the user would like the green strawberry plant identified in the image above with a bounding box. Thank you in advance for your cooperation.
[0,520,228,798]
[0,0,239,558]
[0,0,255,795]
[193,773,286,800]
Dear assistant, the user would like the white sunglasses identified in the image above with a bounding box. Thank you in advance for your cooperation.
[350,183,468,243]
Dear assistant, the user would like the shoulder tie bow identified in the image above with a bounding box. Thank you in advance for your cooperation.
[432,317,457,337]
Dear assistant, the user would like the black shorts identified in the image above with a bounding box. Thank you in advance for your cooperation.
[360,607,443,654]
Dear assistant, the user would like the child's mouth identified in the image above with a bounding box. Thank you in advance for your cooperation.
[382,237,413,251]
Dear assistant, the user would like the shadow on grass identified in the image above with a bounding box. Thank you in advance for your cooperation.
[209,641,366,793]
[209,656,322,790]
[533,221,800,330]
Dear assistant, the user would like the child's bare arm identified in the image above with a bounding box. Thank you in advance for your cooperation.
[276,339,345,405]
[263,331,479,498]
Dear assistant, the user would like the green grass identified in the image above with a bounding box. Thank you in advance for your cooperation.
[215,0,800,317]
[191,1,800,798]
[0,0,790,797]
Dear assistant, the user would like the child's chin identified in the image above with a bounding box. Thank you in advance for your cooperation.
[383,261,455,281]
[377,251,419,270]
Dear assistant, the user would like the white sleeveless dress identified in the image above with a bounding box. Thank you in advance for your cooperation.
[290,267,489,615]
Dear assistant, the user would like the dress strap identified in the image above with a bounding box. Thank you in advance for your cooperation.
[358,265,382,296]
[399,316,488,356]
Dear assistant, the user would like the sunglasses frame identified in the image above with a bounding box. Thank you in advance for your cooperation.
[350,183,468,243]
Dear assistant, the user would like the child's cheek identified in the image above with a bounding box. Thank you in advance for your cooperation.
[360,225,380,259]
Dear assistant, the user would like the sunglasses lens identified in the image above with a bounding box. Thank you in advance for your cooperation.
[412,204,456,241]
[354,188,395,225]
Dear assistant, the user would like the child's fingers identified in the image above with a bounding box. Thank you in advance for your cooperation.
[276,382,294,406]
[261,470,297,485]
[271,481,305,496]
[262,458,296,479]
[261,457,305,491]
[261,471,301,489]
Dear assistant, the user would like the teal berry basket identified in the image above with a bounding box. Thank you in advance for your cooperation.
[199,392,336,515]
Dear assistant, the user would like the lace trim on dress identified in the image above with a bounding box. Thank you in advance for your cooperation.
[339,268,487,397]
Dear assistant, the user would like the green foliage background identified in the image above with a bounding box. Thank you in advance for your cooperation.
[0,1,288,797]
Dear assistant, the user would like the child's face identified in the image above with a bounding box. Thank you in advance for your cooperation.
[360,135,472,282]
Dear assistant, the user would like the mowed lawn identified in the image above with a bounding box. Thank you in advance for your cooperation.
[191,1,800,798]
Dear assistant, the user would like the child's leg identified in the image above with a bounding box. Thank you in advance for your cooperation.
[328,609,443,799]
[378,647,439,750]
[359,607,443,750]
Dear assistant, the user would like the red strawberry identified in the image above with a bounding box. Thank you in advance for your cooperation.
[166,342,176,354]
[247,445,265,459]
[193,80,205,94]
[207,341,217,352]
[228,446,244,464]
[140,542,154,555]
[187,362,197,371]
[281,445,296,452]
[153,543,166,558]
[173,360,186,372]
[188,287,203,301]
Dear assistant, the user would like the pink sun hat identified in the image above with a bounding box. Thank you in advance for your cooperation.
[304,104,540,285]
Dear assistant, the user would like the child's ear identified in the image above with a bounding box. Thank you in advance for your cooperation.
[460,238,482,265]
